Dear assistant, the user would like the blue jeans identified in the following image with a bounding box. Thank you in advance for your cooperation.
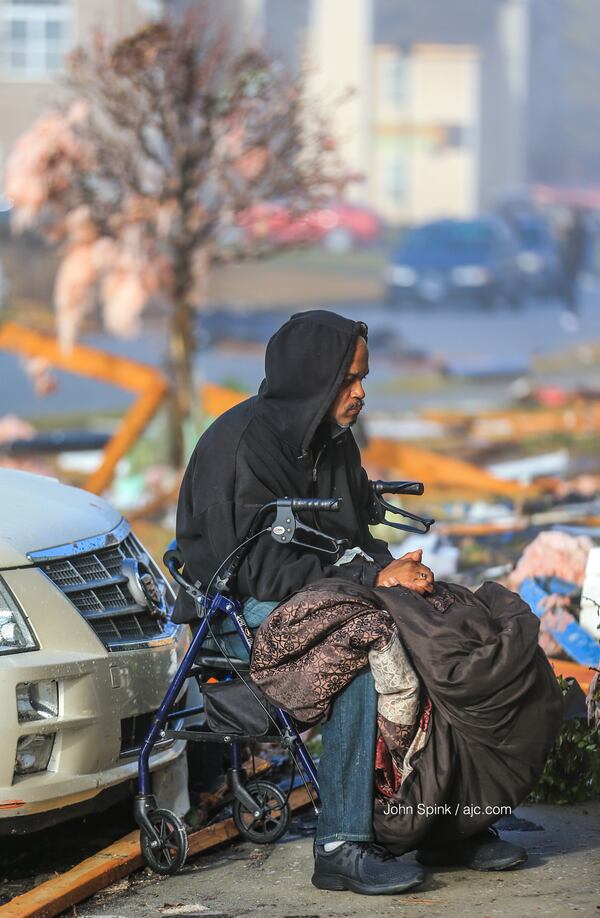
[210,596,377,845]
[203,596,279,660]
[316,665,377,844]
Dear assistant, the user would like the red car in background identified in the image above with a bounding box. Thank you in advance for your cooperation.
[237,199,382,252]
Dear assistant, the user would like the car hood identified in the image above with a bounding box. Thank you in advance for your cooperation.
[0,469,122,568]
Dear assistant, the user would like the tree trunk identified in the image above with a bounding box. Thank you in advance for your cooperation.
[167,295,196,469]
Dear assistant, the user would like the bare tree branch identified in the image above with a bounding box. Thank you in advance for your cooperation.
[5,12,348,465]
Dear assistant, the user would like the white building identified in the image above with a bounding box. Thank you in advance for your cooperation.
[306,0,532,224]
[306,0,373,203]
[371,43,480,224]
[0,0,158,185]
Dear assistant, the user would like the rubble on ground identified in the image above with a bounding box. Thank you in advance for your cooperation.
[508,531,594,589]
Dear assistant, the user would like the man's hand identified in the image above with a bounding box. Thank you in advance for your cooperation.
[375,549,435,593]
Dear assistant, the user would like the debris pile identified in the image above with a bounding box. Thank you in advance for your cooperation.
[0,413,52,476]
[508,531,594,589]
[508,531,600,666]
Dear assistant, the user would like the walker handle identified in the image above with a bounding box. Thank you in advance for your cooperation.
[371,480,424,496]
[289,497,342,512]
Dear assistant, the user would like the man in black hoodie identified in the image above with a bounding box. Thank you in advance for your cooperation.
[175,311,524,893]
[175,311,434,894]
[175,311,434,612]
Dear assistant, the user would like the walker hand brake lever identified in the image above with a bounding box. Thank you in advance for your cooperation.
[375,496,435,534]
[368,480,435,534]
[270,498,346,555]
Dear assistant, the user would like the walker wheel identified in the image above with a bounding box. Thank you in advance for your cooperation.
[232,780,290,843]
[140,808,189,874]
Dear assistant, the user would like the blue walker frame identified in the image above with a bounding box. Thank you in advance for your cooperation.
[137,588,319,796]
[134,559,321,874]
[134,483,433,873]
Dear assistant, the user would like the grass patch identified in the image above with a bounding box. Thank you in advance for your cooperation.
[264,246,386,276]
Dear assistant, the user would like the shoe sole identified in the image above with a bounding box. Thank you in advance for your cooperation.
[467,853,528,872]
[417,853,528,872]
[311,872,425,895]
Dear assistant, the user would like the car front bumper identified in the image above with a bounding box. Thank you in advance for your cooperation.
[0,567,190,827]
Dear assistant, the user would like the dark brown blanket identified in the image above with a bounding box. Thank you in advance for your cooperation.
[250,577,564,852]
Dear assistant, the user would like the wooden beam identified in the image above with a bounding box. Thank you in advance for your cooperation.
[198,386,528,498]
[363,438,525,498]
[437,513,600,537]
[201,382,247,417]
[550,659,595,695]
[0,783,314,918]
[424,401,600,440]
[0,322,169,495]
[85,384,166,495]
[0,832,144,918]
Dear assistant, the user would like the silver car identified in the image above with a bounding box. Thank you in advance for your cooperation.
[0,468,189,832]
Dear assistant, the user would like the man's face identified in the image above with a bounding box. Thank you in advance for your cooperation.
[327,336,369,427]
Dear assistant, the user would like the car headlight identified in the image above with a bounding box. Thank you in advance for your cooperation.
[15,733,55,775]
[16,681,58,722]
[451,265,489,286]
[385,265,417,286]
[0,577,37,654]
[517,251,543,273]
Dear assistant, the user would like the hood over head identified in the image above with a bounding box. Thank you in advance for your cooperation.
[255,310,368,455]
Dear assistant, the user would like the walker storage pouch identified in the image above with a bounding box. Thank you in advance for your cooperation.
[202,678,275,736]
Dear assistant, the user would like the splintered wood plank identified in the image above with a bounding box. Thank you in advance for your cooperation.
[550,658,595,694]
[0,781,315,918]
[0,831,144,918]
[0,321,168,495]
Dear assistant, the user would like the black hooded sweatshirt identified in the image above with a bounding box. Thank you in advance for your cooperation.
[173,310,393,623]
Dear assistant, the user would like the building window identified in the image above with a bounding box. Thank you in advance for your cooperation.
[386,157,407,206]
[383,56,409,107]
[443,125,466,149]
[2,0,72,77]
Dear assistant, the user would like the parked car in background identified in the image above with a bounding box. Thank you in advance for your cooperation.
[0,469,189,833]
[385,217,523,308]
[237,199,382,252]
[499,208,562,297]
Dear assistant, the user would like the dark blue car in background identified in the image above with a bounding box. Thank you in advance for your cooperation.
[385,217,523,308]
[501,211,562,297]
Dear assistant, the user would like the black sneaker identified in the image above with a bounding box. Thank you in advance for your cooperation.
[312,841,425,895]
[416,827,527,871]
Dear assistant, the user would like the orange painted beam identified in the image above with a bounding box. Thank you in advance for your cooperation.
[201,382,247,417]
[0,322,169,495]
[0,831,143,918]
[424,402,600,440]
[437,515,600,537]
[363,438,525,498]
[205,385,600,444]
[0,784,313,918]
[199,386,526,498]
[549,659,595,695]
[85,384,166,495]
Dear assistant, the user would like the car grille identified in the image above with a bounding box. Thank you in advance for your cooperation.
[119,696,186,758]
[34,527,173,651]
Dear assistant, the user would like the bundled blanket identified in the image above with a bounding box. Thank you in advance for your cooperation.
[250,578,564,852]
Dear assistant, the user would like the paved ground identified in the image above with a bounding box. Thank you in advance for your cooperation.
[77,802,600,918]
[5,286,600,420]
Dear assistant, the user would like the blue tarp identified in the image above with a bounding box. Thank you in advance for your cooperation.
[519,577,600,666]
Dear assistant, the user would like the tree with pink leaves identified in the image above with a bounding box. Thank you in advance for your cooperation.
[5,17,344,467]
